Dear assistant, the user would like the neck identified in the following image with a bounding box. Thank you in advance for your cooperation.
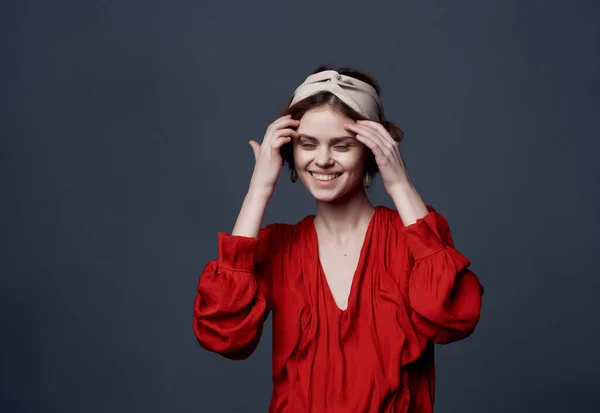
[314,186,375,243]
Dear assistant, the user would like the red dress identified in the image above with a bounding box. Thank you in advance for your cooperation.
[193,205,484,412]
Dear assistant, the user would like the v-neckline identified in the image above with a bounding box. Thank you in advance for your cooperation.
[311,206,378,313]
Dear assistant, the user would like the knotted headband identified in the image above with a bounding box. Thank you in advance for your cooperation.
[289,70,382,121]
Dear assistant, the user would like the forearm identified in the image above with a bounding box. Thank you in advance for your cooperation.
[389,182,430,227]
[231,189,272,237]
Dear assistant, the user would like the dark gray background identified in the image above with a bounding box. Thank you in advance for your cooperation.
[2,0,598,412]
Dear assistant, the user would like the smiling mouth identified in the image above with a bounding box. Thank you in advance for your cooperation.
[310,172,342,181]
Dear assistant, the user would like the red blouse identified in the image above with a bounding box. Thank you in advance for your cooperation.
[193,205,483,413]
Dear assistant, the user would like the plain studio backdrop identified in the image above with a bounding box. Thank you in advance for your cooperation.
[1,1,598,412]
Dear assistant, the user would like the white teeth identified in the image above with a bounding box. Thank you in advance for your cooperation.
[311,173,341,181]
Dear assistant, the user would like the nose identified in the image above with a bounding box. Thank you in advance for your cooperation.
[314,146,334,168]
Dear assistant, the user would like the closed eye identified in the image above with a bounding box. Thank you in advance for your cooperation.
[300,142,317,149]
[297,138,354,150]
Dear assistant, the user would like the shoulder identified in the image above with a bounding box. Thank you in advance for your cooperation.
[374,204,440,225]
[372,205,404,230]
[255,216,313,269]
[258,214,314,243]
[372,204,443,238]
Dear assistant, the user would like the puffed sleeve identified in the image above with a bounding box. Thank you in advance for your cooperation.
[401,205,484,344]
[193,223,280,359]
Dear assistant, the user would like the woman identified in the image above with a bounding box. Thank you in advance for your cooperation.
[193,65,484,413]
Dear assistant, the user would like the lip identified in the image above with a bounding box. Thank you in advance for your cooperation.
[309,171,342,187]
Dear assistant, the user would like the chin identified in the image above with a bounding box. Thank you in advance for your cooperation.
[301,173,360,203]
[310,190,345,203]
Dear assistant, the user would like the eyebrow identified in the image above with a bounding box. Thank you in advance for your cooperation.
[298,134,355,144]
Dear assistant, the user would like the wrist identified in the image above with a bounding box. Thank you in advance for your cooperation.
[387,180,415,199]
[246,186,273,202]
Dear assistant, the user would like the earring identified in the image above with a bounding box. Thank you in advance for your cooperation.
[363,172,373,188]
[290,168,298,183]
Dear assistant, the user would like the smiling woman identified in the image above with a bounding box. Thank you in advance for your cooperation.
[193,65,484,413]
[280,65,404,193]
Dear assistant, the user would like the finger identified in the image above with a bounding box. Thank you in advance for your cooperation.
[248,140,260,161]
[355,124,394,151]
[269,116,298,132]
[261,129,299,153]
[273,128,301,140]
[346,123,394,154]
[272,136,291,149]
[265,119,300,144]
[357,120,397,146]
[271,114,292,125]
[355,134,386,159]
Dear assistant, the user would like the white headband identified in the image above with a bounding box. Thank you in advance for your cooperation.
[289,70,382,121]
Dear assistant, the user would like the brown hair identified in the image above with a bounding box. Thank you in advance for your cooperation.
[279,65,404,179]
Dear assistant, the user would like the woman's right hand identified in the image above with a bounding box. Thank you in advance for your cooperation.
[247,114,300,197]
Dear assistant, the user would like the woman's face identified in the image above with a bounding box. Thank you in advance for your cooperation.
[293,107,368,203]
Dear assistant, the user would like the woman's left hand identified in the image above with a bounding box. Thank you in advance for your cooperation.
[344,120,412,195]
